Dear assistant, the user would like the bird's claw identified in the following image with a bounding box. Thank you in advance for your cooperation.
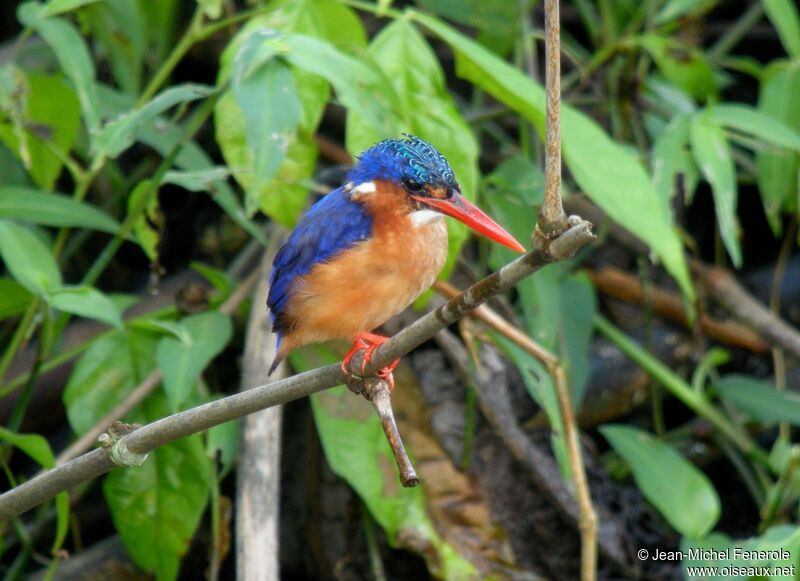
[341,332,400,391]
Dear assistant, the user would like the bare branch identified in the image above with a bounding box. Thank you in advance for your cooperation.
[536,0,568,239]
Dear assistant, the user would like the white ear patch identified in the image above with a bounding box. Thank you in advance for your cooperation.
[410,209,443,227]
[351,181,377,196]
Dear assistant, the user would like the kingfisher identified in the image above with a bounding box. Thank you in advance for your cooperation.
[267,135,525,386]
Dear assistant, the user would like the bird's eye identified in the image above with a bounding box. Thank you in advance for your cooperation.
[402,178,423,193]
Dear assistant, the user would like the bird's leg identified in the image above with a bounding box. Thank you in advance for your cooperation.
[341,332,401,390]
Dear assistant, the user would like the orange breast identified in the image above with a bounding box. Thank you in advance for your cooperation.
[278,188,448,354]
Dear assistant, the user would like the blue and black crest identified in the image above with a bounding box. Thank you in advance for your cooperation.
[347,134,459,192]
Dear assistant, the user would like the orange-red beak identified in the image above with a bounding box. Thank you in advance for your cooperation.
[414,191,526,253]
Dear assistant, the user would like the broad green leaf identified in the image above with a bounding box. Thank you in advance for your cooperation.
[755,63,800,233]
[93,83,214,158]
[104,392,211,581]
[0,427,69,552]
[652,114,699,203]
[292,346,478,579]
[283,35,402,139]
[764,0,800,58]
[63,329,157,434]
[0,186,120,234]
[127,180,161,262]
[690,111,741,267]
[711,104,800,150]
[0,220,61,294]
[483,156,545,332]
[18,2,100,135]
[638,35,717,101]
[215,0,366,225]
[413,0,517,36]
[414,12,694,301]
[232,56,301,212]
[41,0,103,16]
[716,374,800,425]
[46,285,123,329]
[601,425,720,539]
[0,278,32,319]
[558,273,596,405]
[0,72,80,190]
[156,311,233,411]
[347,19,478,279]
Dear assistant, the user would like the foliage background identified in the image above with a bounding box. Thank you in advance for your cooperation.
[0,0,799,579]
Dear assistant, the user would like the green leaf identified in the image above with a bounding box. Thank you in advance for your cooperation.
[163,167,231,192]
[93,84,266,245]
[414,12,694,301]
[655,0,715,24]
[601,424,720,539]
[41,0,103,16]
[104,392,211,581]
[285,35,402,139]
[82,1,148,95]
[206,416,239,478]
[638,34,717,101]
[755,63,800,234]
[232,56,302,211]
[764,0,800,58]
[346,18,478,278]
[0,220,61,294]
[190,261,234,294]
[652,114,700,203]
[690,111,741,267]
[214,0,366,225]
[710,104,800,150]
[18,2,100,135]
[0,72,81,190]
[0,278,33,319]
[64,329,158,434]
[681,525,800,580]
[716,374,800,425]
[292,346,478,579]
[0,426,69,552]
[197,0,222,19]
[156,311,233,411]
[93,83,215,159]
[0,186,120,234]
[127,180,161,262]
[46,285,123,329]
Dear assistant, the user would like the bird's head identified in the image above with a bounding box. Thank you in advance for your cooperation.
[346,135,526,253]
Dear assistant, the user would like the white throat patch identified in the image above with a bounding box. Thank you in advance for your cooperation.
[410,209,443,227]
[351,181,377,196]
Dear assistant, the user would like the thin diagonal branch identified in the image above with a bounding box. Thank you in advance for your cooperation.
[0,221,595,523]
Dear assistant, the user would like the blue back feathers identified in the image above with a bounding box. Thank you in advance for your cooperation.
[268,186,372,335]
[347,135,459,192]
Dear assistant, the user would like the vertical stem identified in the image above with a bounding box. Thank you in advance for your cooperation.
[771,218,796,442]
[551,365,597,581]
[539,0,567,236]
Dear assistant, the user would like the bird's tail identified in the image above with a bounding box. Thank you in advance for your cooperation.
[268,335,284,376]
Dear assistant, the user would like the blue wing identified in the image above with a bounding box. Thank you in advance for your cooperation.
[268,186,373,338]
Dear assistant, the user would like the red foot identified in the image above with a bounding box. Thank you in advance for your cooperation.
[341,332,401,390]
